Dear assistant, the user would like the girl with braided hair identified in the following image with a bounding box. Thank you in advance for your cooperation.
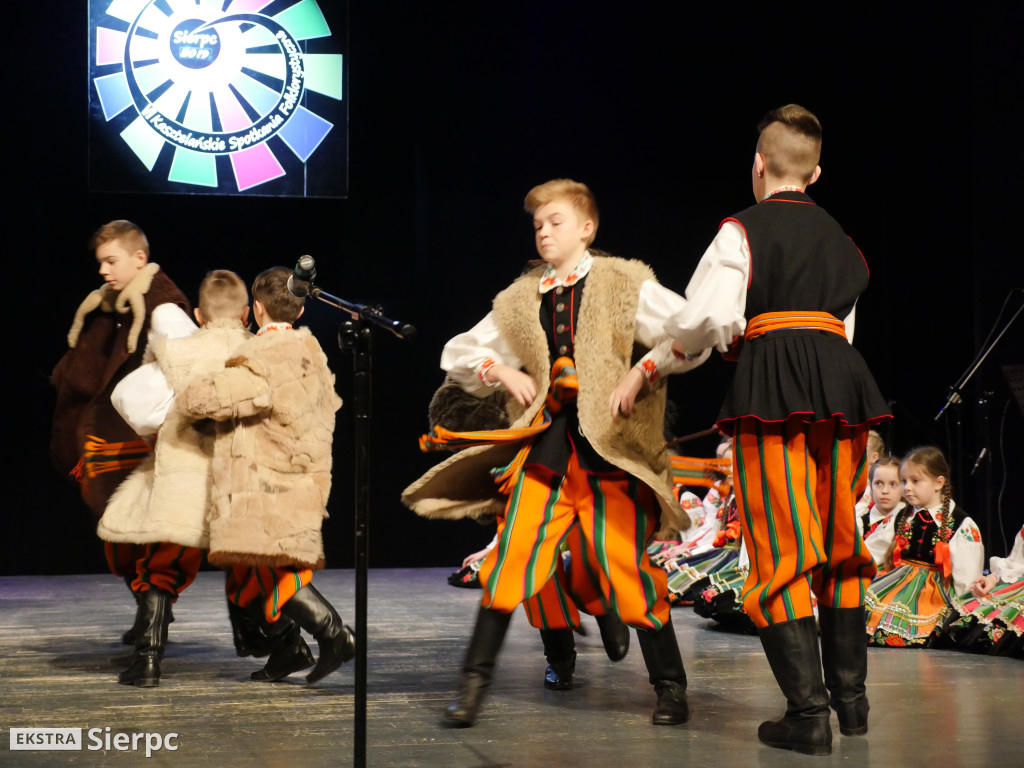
[864,446,984,647]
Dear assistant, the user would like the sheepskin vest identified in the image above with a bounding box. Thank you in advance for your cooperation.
[180,327,341,570]
[50,265,189,515]
[403,255,686,538]
[97,320,253,548]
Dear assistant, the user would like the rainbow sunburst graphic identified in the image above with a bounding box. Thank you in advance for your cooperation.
[90,0,344,195]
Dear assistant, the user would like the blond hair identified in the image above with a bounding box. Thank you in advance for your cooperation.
[524,179,599,246]
[757,104,822,184]
[89,219,149,257]
[198,270,248,321]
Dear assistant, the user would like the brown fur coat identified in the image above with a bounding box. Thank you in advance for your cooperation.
[176,327,342,569]
[402,255,686,538]
[98,320,253,548]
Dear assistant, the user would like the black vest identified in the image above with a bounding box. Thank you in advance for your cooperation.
[728,190,866,320]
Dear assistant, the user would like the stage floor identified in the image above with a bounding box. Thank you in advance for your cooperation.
[1,568,1021,767]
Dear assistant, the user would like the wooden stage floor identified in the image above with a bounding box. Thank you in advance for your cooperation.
[2,568,1021,767]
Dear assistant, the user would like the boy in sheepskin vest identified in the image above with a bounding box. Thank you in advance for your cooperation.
[50,220,194,642]
[101,270,264,687]
[177,267,354,685]
[404,179,709,727]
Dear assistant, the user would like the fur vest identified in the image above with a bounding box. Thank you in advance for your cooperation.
[97,320,253,548]
[176,327,342,570]
[402,255,686,538]
[50,265,189,514]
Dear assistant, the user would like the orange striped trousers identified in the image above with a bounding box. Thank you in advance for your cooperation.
[734,416,876,628]
[522,525,613,630]
[225,566,313,623]
[479,452,671,631]
[107,542,202,600]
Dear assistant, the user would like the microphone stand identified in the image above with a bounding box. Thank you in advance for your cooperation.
[934,292,1022,516]
[305,281,416,768]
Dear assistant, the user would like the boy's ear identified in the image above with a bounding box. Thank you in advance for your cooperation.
[581,219,594,240]
[808,165,822,186]
[240,306,250,324]
[132,249,148,267]
[193,308,205,326]
[295,305,304,321]
[753,152,766,178]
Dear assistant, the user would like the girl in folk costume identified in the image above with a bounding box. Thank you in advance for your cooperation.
[858,456,906,540]
[865,446,984,647]
[940,525,1024,657]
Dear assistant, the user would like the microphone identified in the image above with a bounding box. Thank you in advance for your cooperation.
[287,255,317,297]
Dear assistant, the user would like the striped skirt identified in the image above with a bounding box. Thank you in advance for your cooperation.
[865,560,951,647]
[941,579,1024,657]
[663,546,740,605]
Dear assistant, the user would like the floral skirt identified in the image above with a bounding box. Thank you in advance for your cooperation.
[664,546,740,605]
[692,563,756,634]
[865,562,951,647]
[940,579,1024,657]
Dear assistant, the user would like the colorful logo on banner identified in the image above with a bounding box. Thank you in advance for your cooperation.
[90,0,345,196]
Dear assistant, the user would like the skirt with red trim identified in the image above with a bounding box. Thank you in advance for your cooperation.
[717,330,891,435]
[938,579,1024,657]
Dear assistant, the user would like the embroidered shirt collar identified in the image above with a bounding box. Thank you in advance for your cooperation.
[257,322,292,336]
[539,251,592,294]
[762,185,805,201]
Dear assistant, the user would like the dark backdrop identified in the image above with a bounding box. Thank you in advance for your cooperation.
[7,3,1023,575]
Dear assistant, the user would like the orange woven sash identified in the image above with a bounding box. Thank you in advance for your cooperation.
[744,311,847,341]
[419,357,579,494]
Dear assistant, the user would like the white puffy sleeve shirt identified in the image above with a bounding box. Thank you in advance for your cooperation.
[663,221,857,354]
[441,279,710,397]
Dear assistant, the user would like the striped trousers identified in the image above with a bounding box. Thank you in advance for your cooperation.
[107,542,202,600]
[734,416,876,628]
[479,452,671,631]
[522,525,613,630]
[226,566,314,623]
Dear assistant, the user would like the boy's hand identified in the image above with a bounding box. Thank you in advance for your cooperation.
[488,364,537,407]
[609,367,645,420]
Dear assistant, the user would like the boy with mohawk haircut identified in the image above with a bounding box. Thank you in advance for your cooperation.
[664,104,892,755]
[405,178,707,727]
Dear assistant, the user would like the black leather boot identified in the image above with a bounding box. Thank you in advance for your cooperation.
[539,629,576,690]
[595,612,630,661]
[280,584,355,683]
[443,607,513,727]
[228,599,271,658]
[819,606,870,736]
[121,576,173,645]
[756,616,833,756]
[119,589,172,688]
[247,606,314,682]
[637,618,690,725]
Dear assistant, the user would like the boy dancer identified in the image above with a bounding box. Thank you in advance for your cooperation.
[101,270,259,686]
[177,267,354,684]
[664,105,891,755]
[50,220,195,636]
[404,179,706,726]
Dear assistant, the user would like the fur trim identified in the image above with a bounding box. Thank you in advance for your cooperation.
[67,263,161,353]
[428,375,509,432]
